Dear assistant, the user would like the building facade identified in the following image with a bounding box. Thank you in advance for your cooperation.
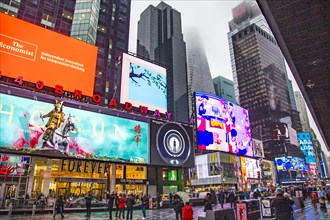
[137,2,189,123]
[185,28,216,117]
[294,91,311,132]
[228,2,296,159]
[1,0,131,103]
[212,76,236,104]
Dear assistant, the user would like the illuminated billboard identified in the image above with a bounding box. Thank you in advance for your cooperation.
[252,138,264,158]
[195,92,253,156]
[0,154,30,177]
[0,93,149,164]
[270,122,289,141]
[274,156,308,172]
[297,132,316,164]
[0,14,97,96]
[120,53,167,113]
[150,120,194,167]
[240,157,260,181]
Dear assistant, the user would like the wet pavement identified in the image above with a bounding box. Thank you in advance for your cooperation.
[0,201,328,219]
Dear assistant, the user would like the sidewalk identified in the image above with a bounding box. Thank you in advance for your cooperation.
[1,201,328,220]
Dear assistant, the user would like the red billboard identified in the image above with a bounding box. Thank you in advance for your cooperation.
[0,14,97,96]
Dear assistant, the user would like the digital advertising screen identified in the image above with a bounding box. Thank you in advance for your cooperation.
[244,157,260,179]
[0,154,30,176]
[270,122,289,141]
[195,92,253,156]
[150,120,194,167]
[167,170,178,181]
[0,14,97,96]
[120,53,167,113]
[252,138,264,158]
[297,132,316,164]
[275,156,308,172]
[0,93,149,164]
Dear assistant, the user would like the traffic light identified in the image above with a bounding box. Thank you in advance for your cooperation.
[257,171,261,179]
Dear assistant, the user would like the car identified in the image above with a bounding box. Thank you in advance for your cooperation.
[66,197,107,208]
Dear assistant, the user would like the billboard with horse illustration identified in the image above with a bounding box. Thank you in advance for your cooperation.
[0,93,149,164]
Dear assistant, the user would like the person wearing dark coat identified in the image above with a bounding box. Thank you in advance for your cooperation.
[218,190,225,208]
[52,195,64,219]
[204,193,212,212]
[173,194,184,220]
[141,194,148,219]
[85,191,92,217]
[270,188,294,220]
[126,193,135,220]
[107,191,115,220]
[228,190,236,208]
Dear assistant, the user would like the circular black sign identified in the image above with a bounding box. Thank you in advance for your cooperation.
[156,123,191,166]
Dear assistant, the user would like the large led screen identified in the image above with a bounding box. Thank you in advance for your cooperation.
[0,93,149,164]
[270,122,289,141]
[0,14,97,96]
[240,157,260,180]
[150,120,194,167]
[275,156,308,172]
[0,154,30,176]
[120,53,167,113]
[297,132,316,164]
[195,92,253,156]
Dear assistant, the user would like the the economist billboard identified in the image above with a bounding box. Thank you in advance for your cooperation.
[0,93,149,164]
[0,14,97,96]
[120,53,167,113]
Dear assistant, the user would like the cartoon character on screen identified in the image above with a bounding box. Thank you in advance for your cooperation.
[197,95,209,117]
[228,102,236,127]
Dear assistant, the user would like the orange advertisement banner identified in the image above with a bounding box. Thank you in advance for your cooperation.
[0,14,97,96]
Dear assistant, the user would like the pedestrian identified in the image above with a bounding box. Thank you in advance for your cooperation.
[108,191,115,220]
[115,192,120,218]
[284,192,294,220]
[52,194,64,219]
[173,194,184,220]
[228,190,236,208]
[210,188,217,204]
[182,202,193,220]
[169,192,173,208]
[118,193,126,219]
[156,192,162,209]
[141,193,148,220]
[204,193,212,212]
[270,188,294,220]
[218,190,225,208]
[126,193,135,220]
[85,191,92,217]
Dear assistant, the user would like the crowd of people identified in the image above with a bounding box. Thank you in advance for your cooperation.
[45,185,329,219]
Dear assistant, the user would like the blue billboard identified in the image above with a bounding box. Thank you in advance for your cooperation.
[297,132,316,164]
[0,93,149,164]
[275,156,308,172]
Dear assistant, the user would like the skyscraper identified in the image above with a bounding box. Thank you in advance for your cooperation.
[213,75,236,104]
[137,2,189,123]
[227,2,296,158]
[294,91,311,132]
[185,28,215,117]
[1,0,131,103]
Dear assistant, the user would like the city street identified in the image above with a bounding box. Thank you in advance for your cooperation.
[0,202,329,220]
